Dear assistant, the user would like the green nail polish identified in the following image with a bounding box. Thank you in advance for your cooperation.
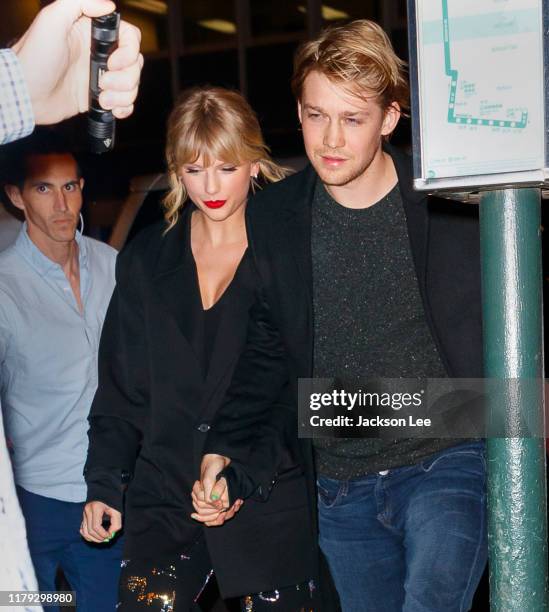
[103,538,110,543]
[211,493,220,501]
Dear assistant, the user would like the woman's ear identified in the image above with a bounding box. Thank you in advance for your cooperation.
[251,162,260,179]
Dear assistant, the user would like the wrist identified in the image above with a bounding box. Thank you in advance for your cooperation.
[10,37,43,124]
[204,453,231,468]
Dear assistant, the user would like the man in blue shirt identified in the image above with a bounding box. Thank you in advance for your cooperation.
[0,131,121,612]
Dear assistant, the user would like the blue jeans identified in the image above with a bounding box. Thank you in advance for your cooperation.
[318,441,487,612]
[17,487,123,612]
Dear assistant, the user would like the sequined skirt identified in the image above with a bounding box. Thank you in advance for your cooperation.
[117,550,315,611]
[117,542,212,611]
[240,580,315,611]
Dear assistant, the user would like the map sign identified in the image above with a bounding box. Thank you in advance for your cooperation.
[414,0,545,186]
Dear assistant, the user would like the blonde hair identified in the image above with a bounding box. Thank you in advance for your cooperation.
[163,86,287,230]
[291,19,409,114]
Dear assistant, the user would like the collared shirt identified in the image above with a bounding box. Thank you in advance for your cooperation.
[0,47,38,604]
[0,226,116,502]
[0,49,34,145]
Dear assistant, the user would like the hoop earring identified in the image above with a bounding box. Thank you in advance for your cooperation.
[78,212,84,235]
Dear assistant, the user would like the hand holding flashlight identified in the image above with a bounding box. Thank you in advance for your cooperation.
[11,0,143,127]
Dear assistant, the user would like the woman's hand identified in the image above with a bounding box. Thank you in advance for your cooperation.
[81,501,122,543]
[191,479,243,527]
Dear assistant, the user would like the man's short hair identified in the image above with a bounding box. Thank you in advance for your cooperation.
[0,128,81,191]
[291,19,409,113]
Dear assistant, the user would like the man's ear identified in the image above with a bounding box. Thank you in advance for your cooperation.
[79,178,85,191]
[381,102,401,137]
[4,185,25,212]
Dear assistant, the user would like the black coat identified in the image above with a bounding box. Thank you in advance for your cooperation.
[84,205,314,599]
[204,145,483,606]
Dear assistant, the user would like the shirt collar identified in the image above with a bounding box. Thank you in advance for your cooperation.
[14,223,87,276]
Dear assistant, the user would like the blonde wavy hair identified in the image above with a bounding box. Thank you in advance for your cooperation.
[291,19,409,116]
[163,86,288,231]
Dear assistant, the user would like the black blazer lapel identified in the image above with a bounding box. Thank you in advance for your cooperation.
[152,205,204,371]
[279,166,316,377]
[388,144,429,299]
[387,144,454,374]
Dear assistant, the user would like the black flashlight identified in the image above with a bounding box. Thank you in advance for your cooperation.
[88,12,121,154]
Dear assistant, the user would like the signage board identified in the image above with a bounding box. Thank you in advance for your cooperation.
[408,0,548,191]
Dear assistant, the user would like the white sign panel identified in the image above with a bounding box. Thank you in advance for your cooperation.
[412,0,545,190]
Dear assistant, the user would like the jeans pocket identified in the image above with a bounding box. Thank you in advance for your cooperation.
[317,478,345,508]
[421,445,486,475]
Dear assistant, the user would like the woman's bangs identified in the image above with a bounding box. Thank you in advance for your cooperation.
[180,120,247,168]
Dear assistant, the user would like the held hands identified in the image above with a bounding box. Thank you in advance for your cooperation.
[81,501,122,543]
[12,0,143,125]
[191,453,243,527]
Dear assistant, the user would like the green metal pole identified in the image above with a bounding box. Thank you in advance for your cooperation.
[480,188,548,611]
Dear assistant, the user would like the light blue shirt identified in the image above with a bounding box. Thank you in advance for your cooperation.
[0,226,116,502]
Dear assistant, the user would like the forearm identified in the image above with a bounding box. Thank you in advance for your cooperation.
[84,415,142,511]
[85,251,149,511]
[205,285,300,500]
[207,388,297,503]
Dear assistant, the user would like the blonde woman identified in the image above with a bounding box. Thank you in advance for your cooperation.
[81,87,316,610]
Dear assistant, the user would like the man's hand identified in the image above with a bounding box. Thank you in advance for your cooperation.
[12,0,143,125]
[81,501,122,543]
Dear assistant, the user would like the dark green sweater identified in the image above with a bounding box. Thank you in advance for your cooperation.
[311,179,459,478]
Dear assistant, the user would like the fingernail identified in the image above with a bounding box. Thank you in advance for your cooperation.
[109,531,117,540]
[211,493,220,501]
[103,538,110,543]
[191,514,198,520]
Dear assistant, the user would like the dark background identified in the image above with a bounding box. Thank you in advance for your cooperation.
[5,1,549,609]
[0,0,410,237]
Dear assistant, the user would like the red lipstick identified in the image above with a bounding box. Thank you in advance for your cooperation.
[203,200,227,209]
